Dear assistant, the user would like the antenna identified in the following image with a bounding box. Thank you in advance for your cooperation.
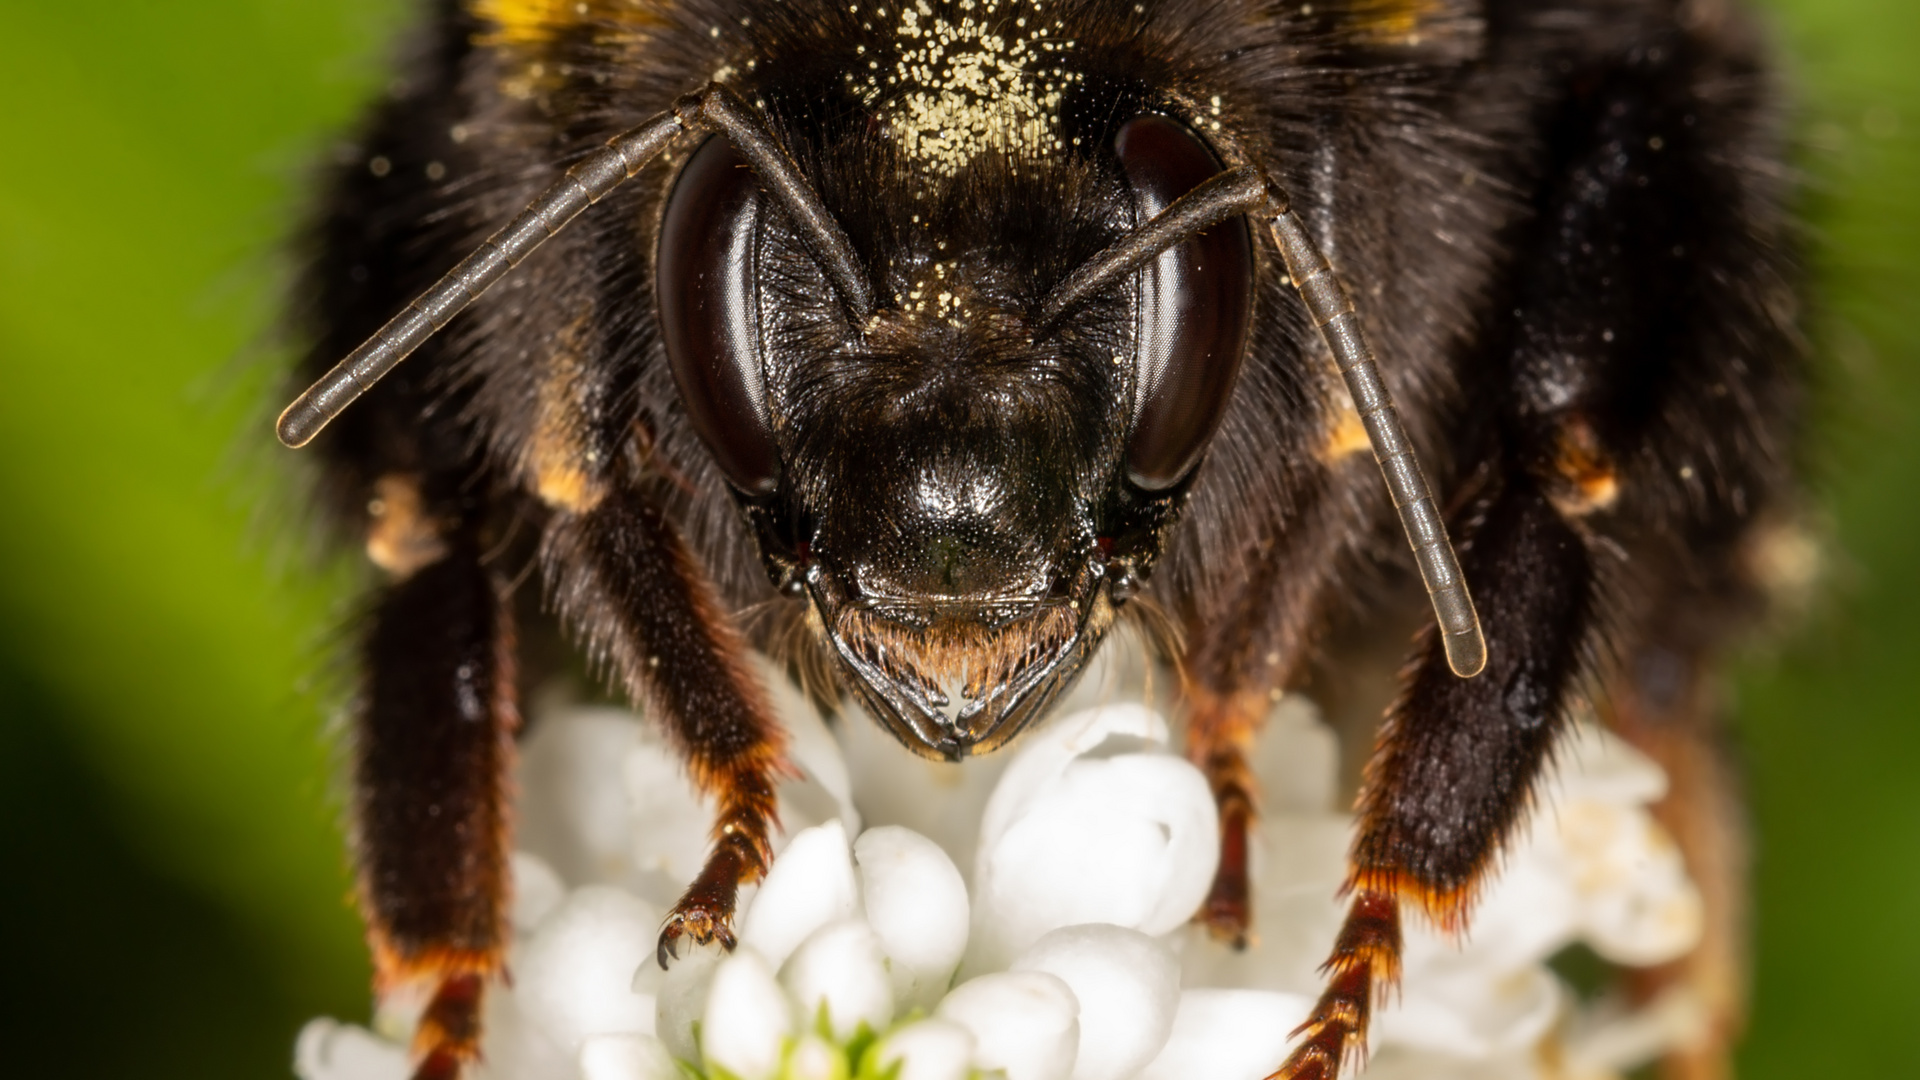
[1041,164,1487,678]
[1268,207,1487,678]
[276,83,871,448]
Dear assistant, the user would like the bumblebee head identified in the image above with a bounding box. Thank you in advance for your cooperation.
[278,72,1477,758]
[657,103,1252,757]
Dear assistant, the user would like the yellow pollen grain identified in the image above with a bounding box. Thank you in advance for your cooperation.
[858,0,1082,179]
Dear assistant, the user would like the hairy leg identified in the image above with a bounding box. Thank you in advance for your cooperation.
[1180,479,1358,947]
[1274,480,1595,1079]
[1275,5,1798,1069]
[542,485,792,966]
[354,489,518,1080]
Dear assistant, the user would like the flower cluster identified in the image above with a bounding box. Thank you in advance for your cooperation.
[298,653,1706,1080]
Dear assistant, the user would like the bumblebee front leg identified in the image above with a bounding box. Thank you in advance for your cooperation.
[353,480,518,1080]
[541,485,791,966]
[1274,479,1595,1079]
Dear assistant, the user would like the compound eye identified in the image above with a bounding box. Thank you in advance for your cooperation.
[1114,114,1255,491]
[658,136,779,495]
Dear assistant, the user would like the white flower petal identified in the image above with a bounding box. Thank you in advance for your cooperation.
[1376,963,1561,1058]
[1136,990,1312,1080]
[788,1033,841,1080]
[1360,1047,1541,1080]
[1562,984,1711,1075]
[758,656,863,835]
[1560,803,1704,966]
[977,704,1168,852]
[1179,814,1348,995]
[652,944,724,1064]
[702,949,794,1080]
[471,983,576,1080]
[971,750,1215,970]
[579,1033,681,1080]
[1011,925,1180,1080]
[780,919,895,1040]
[623,735,717,907]
[519,707,655,887]
[936,970,1080,1080]
[1530,724,1704,968]
[854,825,970,1008]
[1247,695,1341,815]
[740,819,861,969]
[1401,841,1579,979]
[511,851,569,932]
[294,1019,410,1080]
[876,1019,978,1080]
[516,886,662,1051]
[1555,723,1668,805]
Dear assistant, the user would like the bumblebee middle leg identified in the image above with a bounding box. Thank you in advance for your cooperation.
[354,489,519,1080]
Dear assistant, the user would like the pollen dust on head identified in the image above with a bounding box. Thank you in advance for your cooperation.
[852,0,1082,180]
[888,257,975,328]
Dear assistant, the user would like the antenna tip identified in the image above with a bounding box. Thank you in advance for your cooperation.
[275,402,320,449]
[1443,628,1487,679]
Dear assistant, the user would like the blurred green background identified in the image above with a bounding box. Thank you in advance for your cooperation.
[0,1,1914,1077]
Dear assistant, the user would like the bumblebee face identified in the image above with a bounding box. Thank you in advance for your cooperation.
[792,367,1117,758]
[658,107,1252,757]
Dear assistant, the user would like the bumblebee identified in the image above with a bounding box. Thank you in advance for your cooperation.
[283,0,1802,1076]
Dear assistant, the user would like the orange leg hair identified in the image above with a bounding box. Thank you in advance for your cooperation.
[1271,481,1596,1079]
[353,506,519,1079]
[541,484,794,968]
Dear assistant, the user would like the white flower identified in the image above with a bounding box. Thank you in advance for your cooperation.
[652,941,723,1064]
[739,819,861,970]
[936,970,1080,1080]
[578,1034,679,1080]
[966,704,1218,974]
[1010,925,1179,1080]
[701,949,792,1080]
[516,886,661,1052]
[875,1019,977,1080]
[780,919,895,1039]
[296,647,1710,1080]
[853,826,971,1009]
[1136,989,1311,1080]
[295,1018,409,1080]
[785,1033,842,1080]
